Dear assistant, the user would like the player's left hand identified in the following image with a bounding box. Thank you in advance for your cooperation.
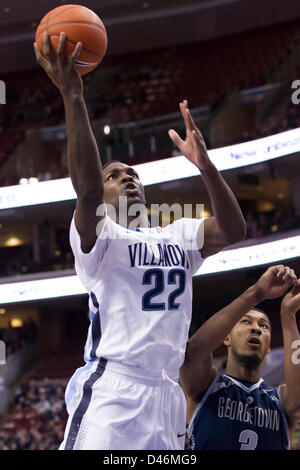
[168,100,212,170]
[281,278,300,317]
[254,265,297,301]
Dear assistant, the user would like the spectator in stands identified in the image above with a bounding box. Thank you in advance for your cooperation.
[25,318,38,344]
[2,321,18,356]
[33,391,51,415]
[0,436,7,450]
[39,377,55,398]
[18,432,32,450]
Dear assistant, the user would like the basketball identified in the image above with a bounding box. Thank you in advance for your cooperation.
[35,4,107,76]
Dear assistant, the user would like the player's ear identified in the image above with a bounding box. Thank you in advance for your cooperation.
[224,335,230,347]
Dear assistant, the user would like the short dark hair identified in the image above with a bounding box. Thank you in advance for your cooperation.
[251,308,272,330]
[102,160,122,170]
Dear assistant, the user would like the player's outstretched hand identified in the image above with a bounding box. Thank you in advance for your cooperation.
[281,278,300,317]
[34,32,83,97]
[168,100,212,171]
[254,265,297,301]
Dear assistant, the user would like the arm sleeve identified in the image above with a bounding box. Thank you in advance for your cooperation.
[69,210,111,289]
[172,217,206,276]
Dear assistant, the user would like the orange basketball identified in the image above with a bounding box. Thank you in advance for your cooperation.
[35,4,107,76]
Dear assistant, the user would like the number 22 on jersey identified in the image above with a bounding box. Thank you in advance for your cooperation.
[142,268,186,311]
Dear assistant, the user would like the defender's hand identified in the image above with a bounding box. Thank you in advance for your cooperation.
[254,265,296,301]
[168,100,211,170]
[34,32,83,98]
[281,279,300,317]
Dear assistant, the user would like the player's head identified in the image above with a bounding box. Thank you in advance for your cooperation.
[102,160,146,210]
[224,309,271,370]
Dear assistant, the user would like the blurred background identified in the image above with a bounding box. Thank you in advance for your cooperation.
[0,0,300,450]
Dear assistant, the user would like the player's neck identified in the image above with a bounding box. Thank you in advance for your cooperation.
[225,357,262,383]
[107,205,149,228]
[118,214,149,228]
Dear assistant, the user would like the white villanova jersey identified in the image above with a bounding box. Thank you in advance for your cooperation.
[70,212,205,372]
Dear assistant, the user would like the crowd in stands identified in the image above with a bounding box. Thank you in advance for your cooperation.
[0,378,67,450]
[256,102,300,140]
[0,319,38,358]
[84,18,300,124]
[245,207,299,239]
[225,99,300,148]
[0,341,83,450]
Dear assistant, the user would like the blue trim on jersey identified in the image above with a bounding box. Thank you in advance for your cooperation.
[117,221,144,232]
[64,358,107,450]
[82,310,96,362]
[90,291,99,310]
[90,314,101,359]
[90,291,102,359]
[65,360,96,409]
[89,309,96,321]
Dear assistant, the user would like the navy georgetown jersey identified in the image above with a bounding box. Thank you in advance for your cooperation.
[187,373,290,450]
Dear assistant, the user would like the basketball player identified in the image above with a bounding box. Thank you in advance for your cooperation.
[181,265,300,450]
[34,32,246,450]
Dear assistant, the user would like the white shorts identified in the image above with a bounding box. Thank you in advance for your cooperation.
[59,358,186,450]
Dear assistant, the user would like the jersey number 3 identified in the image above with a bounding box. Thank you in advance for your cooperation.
[142,268,186,311]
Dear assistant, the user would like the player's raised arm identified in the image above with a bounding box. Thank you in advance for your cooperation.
[180,265,296,401]
[34,32,104,253]
[279,280,300,426]
[168,100,246,258]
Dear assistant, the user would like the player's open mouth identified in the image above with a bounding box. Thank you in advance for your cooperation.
[124,183,138,192]
[247,336,261,347]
